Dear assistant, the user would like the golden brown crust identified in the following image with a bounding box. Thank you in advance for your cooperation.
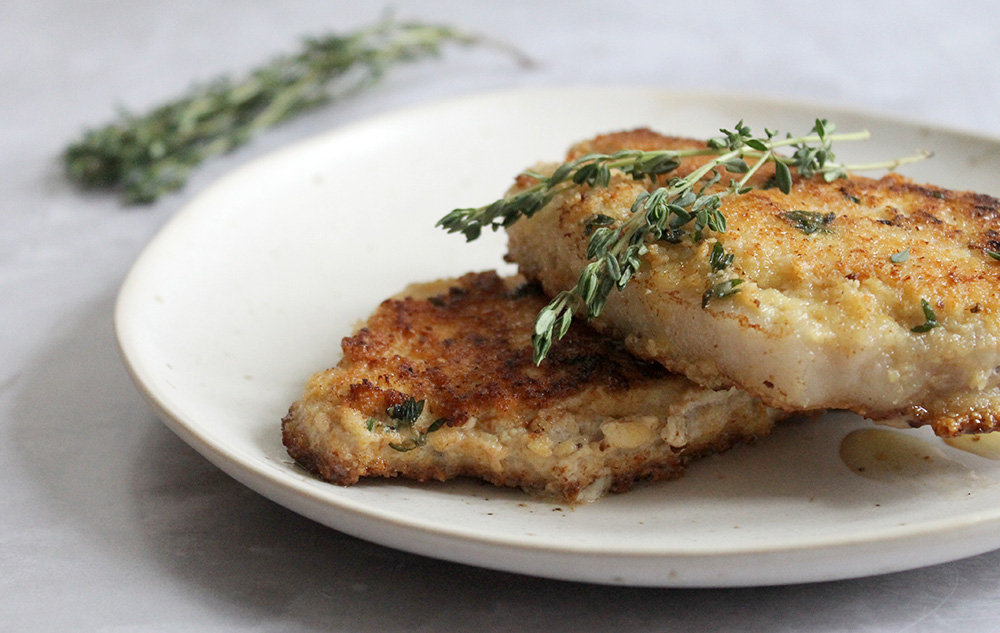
[506,129,1000,436]
[282,272,782,502]
[337,272,666,421]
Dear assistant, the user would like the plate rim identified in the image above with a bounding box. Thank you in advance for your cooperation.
[114,84,1000,586]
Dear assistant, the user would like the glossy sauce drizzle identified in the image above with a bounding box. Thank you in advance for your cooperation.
[943,432,1000,460]
[839,428,973,485]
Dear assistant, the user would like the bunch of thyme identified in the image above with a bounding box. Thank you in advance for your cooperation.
[63,17,530,204]
[439,119,930,364]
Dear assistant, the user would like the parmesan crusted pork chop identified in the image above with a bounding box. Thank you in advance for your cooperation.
[506,129,1000,437]
[282,272,781,503]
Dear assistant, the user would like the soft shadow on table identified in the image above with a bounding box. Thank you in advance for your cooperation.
[9,289,1000,632]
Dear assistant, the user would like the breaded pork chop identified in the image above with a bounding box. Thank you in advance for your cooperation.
[506,129,1000,437]
[282,272,781,502]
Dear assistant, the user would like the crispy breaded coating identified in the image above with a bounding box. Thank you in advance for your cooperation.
[506,129,1000,436]
[282,272,780,502]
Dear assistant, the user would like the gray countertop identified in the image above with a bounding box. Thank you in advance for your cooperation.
[4,1,1000,630]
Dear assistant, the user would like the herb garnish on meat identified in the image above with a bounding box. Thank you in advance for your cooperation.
[440,119,930,363]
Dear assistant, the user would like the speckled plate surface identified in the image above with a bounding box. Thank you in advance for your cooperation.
[115,87,1000,586]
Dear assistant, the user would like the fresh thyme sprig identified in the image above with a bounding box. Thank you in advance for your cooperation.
[438,120,870,242]
[63,17,531,204]
[439,119,930,364]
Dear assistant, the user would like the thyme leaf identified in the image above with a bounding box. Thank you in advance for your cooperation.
[389,417,447,452]
[441,119,930,364]
[911,299,941,333]
[370,396,445,452]
[389,438,425,452]
[426,418,447,434]
[702,278,744,308]
[782,210,836,235]
[584,214,616,235]
[890,248,910,264]
[63,17,529,204]
[386,397,425,426]
[774,161,794,194]
[709,241,734,272]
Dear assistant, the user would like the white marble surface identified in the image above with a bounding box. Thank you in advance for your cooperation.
[3,1,1000,630]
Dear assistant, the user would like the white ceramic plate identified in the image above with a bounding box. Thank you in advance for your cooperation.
[116,86,1000,587]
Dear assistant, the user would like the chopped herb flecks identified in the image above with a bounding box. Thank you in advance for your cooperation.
[702,278,744,308]
[388,417,447,452]
[709,241,734,272]
[911,299,940,333]
[386,397,424,426]
[368,396,446,452]
[782,210,836,235]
